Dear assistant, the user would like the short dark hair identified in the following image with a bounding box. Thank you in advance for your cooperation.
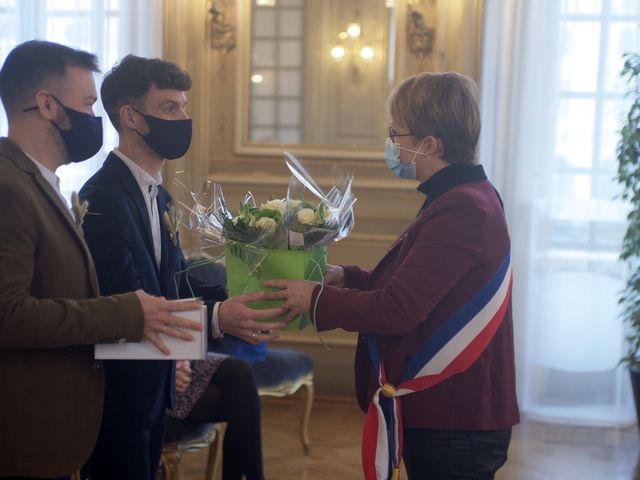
[101,54,192,131]
[0,40,99,115]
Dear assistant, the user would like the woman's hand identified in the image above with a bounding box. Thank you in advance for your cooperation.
[324,264,345,287]
[175,360,192,394]
[263,279,317,323]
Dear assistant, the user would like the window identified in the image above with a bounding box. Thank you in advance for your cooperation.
[0,0,162,203]
[526,0,640,424]
[481,0,640,425]
[249,0,304,144]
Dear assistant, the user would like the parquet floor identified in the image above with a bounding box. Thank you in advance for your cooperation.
[179,395,640,480]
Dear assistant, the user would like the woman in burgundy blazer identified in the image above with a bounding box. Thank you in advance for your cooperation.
[266,72,519,480]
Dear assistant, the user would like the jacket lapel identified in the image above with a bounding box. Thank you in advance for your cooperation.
[157,187,172,297]
[104,154,158,273]
[156,186,183,299]
[0,139,101,295]
[33,172,80,233]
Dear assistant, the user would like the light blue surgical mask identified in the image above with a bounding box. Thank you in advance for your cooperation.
[384,137,425,179]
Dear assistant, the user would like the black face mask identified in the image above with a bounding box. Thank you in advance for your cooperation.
[23,95,103,163]
[131,107,192,160]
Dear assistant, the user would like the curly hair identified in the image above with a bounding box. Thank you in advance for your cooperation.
[101,54,192,131]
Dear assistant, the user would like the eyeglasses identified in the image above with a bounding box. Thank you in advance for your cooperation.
[388,126,413,143]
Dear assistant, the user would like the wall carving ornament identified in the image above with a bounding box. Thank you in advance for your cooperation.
[408,3,436,58]
[209,0,236,54]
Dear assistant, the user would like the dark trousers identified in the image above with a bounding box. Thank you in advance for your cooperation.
[87,360,171,480]
[402,427,512,480]
[1,477,70,480]
[87,411,166,480]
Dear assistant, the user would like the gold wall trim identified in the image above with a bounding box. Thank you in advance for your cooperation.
[210,172,420,192]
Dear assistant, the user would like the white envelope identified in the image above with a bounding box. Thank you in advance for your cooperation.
[95,300,206,360]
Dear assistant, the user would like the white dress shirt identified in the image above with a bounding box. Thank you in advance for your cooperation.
[113,148,162,269]
[24,153,69,209]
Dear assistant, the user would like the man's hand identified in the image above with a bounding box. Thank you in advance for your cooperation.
[218,292,286,344]
[175,360,192,394]
[135,290,203,355]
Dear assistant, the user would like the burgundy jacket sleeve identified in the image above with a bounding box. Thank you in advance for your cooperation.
[342,264,373,289]
[311,193,486,335]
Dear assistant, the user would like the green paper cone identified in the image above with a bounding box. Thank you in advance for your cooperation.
[224,242,327,331]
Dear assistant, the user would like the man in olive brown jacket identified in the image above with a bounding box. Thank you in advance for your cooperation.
[0,41,201,480]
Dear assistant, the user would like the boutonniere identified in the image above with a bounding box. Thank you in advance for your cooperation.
[163,202,182,247]
[71,191,89,228]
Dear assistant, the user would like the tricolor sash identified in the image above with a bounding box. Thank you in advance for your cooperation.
[362,252,513,480]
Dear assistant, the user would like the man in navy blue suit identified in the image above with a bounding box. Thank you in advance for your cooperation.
[80,55,286,480]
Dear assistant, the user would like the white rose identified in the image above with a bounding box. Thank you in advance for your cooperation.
[297,208,316,225]
[261,199,285,215]
[256,216,277,232]
[287,199,301,209]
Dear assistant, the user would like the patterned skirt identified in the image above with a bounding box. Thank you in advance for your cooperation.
[167,352,228,420]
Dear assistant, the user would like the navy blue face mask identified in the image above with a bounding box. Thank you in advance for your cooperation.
[23,95,103,163]
[131,107,192,160]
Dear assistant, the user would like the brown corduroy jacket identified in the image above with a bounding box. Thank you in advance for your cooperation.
[0,138,144,478]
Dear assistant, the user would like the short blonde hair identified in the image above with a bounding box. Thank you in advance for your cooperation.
[387,72,480,165]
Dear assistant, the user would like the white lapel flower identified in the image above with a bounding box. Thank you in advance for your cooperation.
[71,191,89,228]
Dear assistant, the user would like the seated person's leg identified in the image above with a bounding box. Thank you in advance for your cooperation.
[187,357,264,480]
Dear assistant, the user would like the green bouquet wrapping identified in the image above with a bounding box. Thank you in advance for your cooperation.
[224,242,327,331]
[181,152,356,332]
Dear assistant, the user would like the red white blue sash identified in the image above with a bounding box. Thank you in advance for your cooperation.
[362,252,512,480]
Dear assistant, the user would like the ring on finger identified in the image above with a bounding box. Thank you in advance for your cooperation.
[160,324,167,334]
[251,331,258,339]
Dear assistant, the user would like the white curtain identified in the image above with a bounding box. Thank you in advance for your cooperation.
[0,0,163,202]
[481,0,640,425]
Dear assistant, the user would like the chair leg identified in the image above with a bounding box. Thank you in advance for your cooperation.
[162,445,180,480]
[206,423,226,480]
[300,379,314,455]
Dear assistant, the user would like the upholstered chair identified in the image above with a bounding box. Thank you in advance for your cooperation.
[161,420,226,480]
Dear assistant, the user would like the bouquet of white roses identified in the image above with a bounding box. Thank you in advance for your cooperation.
[177,153,356,330]
[222,193,285,248]
[216,152,355,250]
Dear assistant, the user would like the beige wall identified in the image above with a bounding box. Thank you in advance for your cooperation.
[163,0,483,396]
